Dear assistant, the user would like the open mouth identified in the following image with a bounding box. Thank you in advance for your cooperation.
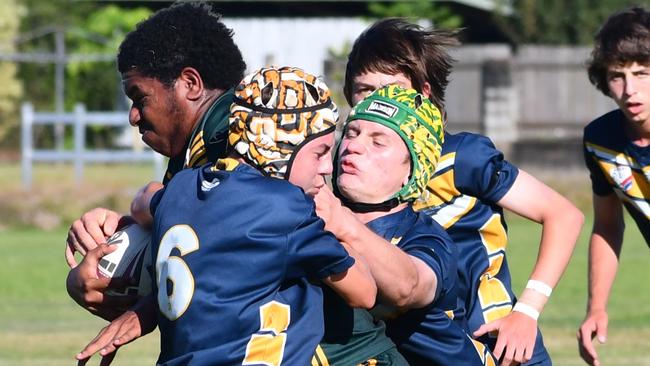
[340,158,358,174]
[626,102,644,115]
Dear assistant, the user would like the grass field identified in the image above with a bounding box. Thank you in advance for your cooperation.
[1,163,649,365]
[2,219,649,365]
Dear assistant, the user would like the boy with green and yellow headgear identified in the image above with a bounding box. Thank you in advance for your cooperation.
[333,84,444,212]
[315,84,497,365]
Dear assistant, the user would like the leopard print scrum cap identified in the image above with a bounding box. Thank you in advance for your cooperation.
[346,85,444,202]
[229,66,338,179]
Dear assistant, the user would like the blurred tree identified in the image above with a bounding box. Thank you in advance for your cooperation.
[14,1,150,148]
[367,0,463,29]
[495,0,644,45]
[66,5,151,147]
[67,5,151,111]
[0,0,26,147]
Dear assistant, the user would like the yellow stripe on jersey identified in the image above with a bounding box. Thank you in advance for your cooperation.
[445,309,455,319]
[414,155,478,229]
[588,143,650,218]
[311,345,330,366]
[477,214,512,326]
[187,131,207,168]
[478,275,512,325]
[414,152,456,208]
[357,359,378,366]
[416,155,460,208]
[596,160,650,201]
[390,236,402,245]
[469,337,498,366]
[434,152,456,173]
[211,158,241,172]
[428,194,477,229]
[585,142,641,167]
[478,214,507,258]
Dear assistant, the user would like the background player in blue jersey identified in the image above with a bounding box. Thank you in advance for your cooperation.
[578,7,650,366]
[64,2,246,320]
[75,66,377,365]
[343,19,584,365]
[316,85,497,365]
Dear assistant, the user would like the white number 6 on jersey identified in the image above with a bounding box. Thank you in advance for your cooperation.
[156,224,200,320]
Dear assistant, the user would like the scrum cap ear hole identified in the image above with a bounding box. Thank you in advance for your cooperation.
[261,81,274,106]
[305,82,320,103]
[414,94,423,109]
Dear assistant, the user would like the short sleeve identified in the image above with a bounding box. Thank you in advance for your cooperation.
[583,136,614,196]
[149,187,167,217]
[398,222,457,303]
[454,133,519,203]
[285,200,355,280]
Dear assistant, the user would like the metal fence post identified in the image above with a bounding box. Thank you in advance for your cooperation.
[21,102,34,190]
[74,103,86,185]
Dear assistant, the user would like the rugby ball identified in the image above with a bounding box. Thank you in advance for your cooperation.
[98,223,153,297]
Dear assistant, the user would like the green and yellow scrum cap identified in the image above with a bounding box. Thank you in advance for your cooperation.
[229,66,338,179]
[346,85,444,202]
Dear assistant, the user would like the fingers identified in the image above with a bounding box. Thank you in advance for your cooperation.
[577,321,599,365]
[101,209,122,237]
[492,332,506,360]
[76,326,117,361]
[67,208,123,260]
[75,312,140,362]
[65,242,79,268]
[67,220,90,257]
[596,317,608,344]
[473,321,499,337]
[81,243,119,274]
[523,339,535,362]
[83,208,116,244]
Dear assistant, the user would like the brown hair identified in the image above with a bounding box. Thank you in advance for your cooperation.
[587,6,650,96]
[344,18,459,115]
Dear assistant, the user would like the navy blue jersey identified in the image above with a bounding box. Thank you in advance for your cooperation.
[414,132,551,364]
[368,206,496,366]
[150,159,354,366]
[584,109,650,244]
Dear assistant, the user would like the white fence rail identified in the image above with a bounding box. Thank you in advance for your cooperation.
[21,102,164,189]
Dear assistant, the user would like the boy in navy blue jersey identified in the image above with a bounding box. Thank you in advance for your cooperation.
[316,85,497,365]
[75,67,377,366]
[343,19,584,366]
[579,7,650,366]
[66,3,247,320]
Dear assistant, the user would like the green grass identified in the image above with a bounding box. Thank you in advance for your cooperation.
[2,163,649,365]
[0,228,159,366]
[3,218,649,365]
[507,214,650,365]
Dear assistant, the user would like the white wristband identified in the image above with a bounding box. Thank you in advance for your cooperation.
[526,279,553,297]
[513,302,540,321]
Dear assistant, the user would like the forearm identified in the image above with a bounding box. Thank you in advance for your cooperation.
[523,205,584,312]
[587,232,621,312]
[324,243,377,309]
[340,220,424,308]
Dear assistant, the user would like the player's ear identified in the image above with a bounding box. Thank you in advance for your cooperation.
[421,81,432,99]
[177,67,205,101]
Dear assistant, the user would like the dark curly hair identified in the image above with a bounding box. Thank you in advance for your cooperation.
[587,6,650,96]
[344,18,459,115]
[117,2,246,90]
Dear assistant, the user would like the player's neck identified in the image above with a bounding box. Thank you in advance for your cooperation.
[353,202,409,224]
[624,118,650,147]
